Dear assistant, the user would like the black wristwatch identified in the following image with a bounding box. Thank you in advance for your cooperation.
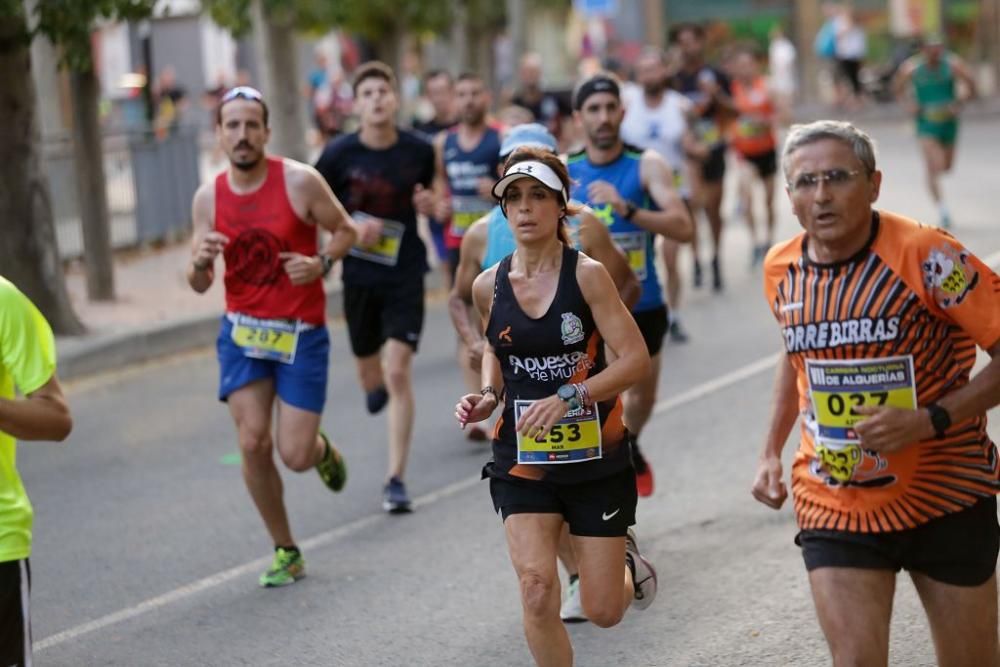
[480,386,500,404]
[319,255,334,277]
[557,384,581,411]
[623,202,638,220]
[926,403,952,438]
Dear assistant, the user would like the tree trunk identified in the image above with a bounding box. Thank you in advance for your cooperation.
[68,64,115,301]
[0,11,84,334]
[251,0,307,162]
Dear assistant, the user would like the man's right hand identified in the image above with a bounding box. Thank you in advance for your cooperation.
[193,231,229,269]
[751,454,788,510]
[356,218,384,248]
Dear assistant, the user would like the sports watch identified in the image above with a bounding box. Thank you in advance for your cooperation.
[557,384,581,411]
[623,202,638,220]
[319,255,335,277]
[926,403,951,438]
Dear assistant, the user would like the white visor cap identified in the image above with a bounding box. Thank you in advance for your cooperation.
[492,160,568,205]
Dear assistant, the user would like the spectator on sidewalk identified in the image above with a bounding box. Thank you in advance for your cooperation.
[768,24,797,124]
[0,276,73,667]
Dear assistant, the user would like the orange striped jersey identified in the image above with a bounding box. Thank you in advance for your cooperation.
[729,77,776,157]
[763,210,1000,533]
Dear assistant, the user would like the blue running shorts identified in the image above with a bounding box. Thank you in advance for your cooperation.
[216,315,329,414]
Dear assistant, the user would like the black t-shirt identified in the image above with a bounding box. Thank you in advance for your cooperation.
[412,118,455,143]
[315,130,435,286]
[511,90,571,132]
[671,65,731,119]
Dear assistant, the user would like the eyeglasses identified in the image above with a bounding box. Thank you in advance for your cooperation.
[788,169,863,192]
[221,86,263,103]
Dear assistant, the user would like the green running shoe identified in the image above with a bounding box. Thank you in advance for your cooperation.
[259,547,305,588]
[316,431,347,493]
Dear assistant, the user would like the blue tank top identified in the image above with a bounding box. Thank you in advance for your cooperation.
[481,204,587,271]
[444,127,502,239]
[567,147,661,312]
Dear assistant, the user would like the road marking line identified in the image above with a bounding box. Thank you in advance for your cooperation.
[35,244,1000,653]
[37,349,782,652]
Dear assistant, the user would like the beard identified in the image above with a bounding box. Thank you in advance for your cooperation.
[589,124,618,150]
[462,108,486,125]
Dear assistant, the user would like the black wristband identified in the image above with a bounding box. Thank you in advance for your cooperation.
[927,403,952,438]
[319,255,334,277]
[480,386,500,404]
[624,202,638,220]
[192,259,211,272]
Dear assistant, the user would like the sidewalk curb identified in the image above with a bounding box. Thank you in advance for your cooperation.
[58,272,446,381]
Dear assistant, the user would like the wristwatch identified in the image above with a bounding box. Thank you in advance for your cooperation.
[623,202,638,220]
[319,255,334,277]
[557,384,582,411]
[926,403,951,438]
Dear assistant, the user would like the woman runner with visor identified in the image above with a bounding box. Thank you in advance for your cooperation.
[455,147,658,667]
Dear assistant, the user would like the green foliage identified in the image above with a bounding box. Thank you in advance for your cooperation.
[14,0,157,70]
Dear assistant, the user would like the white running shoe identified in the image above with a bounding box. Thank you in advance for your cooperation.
[560,577,588,623]
[626,528,658,610]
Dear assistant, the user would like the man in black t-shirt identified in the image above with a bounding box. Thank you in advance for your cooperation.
[315,61,437,514]
[669,23,736,292]
[511,53,572,148]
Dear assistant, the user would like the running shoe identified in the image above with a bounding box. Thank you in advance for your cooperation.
[668,320,689,344]
[315,431,347,493]
[560,577,588,623]
[631,439,655,497]
[366,386,389,414]
[711,256,723,292]
[259,547,305,588]
[625,529,658,610]
[383,476,412,513]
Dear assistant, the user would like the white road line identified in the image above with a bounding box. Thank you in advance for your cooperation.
[35,247,1000,654]
[36,349,781,652]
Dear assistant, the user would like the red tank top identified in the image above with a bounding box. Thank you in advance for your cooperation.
[214,157,325,325]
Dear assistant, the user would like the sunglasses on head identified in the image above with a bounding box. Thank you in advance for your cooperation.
[221,86,263,103]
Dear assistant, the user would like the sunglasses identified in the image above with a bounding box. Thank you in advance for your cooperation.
[221,86,263,103]
[788,169,863,193]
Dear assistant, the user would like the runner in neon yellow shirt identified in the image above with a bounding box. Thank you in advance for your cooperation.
[0,276,73,666]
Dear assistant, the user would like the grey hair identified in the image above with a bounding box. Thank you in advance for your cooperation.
[781,120,877,179]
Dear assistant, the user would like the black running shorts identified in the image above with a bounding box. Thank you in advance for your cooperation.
[0,558,31,667]
[633,305,669,357]
[743,150,778,179]
[701,145,727,183]
[489,466,637,538]
[344,279,425,357]
[797,496,1000,586]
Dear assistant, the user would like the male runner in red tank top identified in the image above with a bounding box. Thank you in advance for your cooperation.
[187,87,357,588]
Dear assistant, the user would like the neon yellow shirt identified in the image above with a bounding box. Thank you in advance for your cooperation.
[0,277,56,562]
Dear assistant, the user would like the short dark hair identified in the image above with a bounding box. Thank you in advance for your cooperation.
[352,61,397,95]
[423,69,452,87]
[669,22,705,44]
[456,71,483,85]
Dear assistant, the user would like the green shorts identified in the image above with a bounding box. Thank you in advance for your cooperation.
[917,118,958,146]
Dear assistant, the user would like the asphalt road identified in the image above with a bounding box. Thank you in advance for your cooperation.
[22,117,1000,666]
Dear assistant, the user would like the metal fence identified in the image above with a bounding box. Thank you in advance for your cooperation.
[44,127,201,259]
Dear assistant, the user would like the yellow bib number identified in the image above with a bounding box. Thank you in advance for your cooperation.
[349,213,405,266]
[806,355,917,481]
[515,400,602,464]
[612,232,648,281]
[230,315,299,364]
[450,196,492,238]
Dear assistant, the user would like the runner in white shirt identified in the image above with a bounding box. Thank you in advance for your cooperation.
[621,47,696,343]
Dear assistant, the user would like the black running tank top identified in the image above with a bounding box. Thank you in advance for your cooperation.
[484,245,630,484]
